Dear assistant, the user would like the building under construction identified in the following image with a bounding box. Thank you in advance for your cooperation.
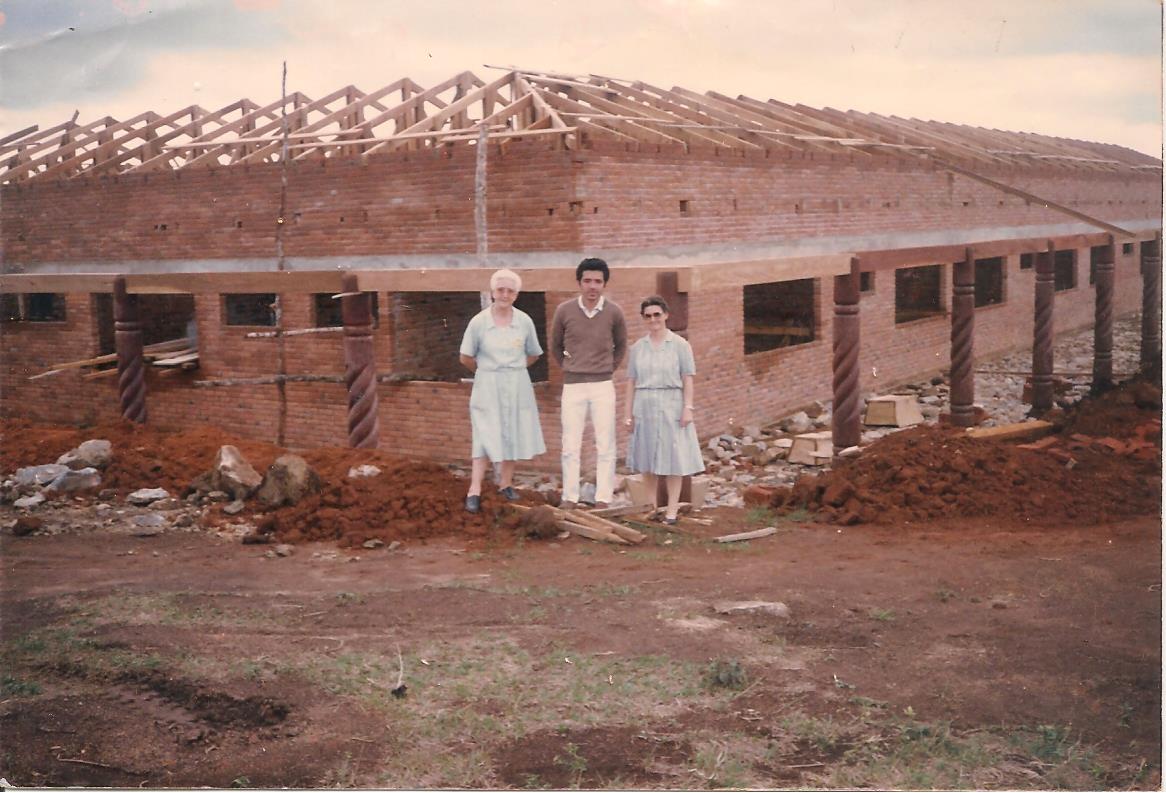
[0,68,1161,465]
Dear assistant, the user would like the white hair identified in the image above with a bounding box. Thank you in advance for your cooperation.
[489,268,522,292]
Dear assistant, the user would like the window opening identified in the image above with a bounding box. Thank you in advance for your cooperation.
[1054,250,1077,291]
[225,294,277,326]
[973,257,1005,307]
[894,265,944,324]
[743,279,816,354]
[314,292,379,328]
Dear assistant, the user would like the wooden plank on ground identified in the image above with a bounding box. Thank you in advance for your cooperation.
[715,526,778,543]
[966,420,1055,442]
[558,520,628,545]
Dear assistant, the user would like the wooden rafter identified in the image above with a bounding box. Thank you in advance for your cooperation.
[2,68,1157,183]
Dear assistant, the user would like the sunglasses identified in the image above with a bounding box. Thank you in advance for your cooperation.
[642,311,665,319]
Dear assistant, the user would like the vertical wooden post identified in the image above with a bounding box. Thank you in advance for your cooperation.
[1141,232,1162,372]
[1091,238,1116,393]
[113,275,147,423]
[831,258,862,452]
[342,273,380,449]
[949,248,977,427]
[1031,241,1056,413]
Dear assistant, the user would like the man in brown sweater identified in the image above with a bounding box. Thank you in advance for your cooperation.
[550,258,628,507]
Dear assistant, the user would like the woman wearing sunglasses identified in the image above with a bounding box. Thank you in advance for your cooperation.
[458,268,546,513]
[623,295,704,524]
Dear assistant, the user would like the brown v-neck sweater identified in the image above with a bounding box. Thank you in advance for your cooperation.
[550,298,628,383]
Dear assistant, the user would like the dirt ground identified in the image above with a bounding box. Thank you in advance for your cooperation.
[0,379,1161,789]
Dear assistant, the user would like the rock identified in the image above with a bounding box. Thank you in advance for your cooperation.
[919,395,941,405]
[743,425,763,439]
[759,447,787,464]
[804,400,826,419]
[149,498,182,511]
[14,493,45,509]
[56,439,113,470]
[11,515,43,536]
[712,601,791,619]
[706,437,721,452]
[223,500,246,516]
[362,538,384,549]
[15,464,69,488]
[742,484,778,507]
[348,464,382,478]
[127,487,170,506]
[837,445,862,458]
[46,467,101,493]
[206,490,230,503]
[131,513,167,534]
[781,412,814,434]
[740,443,763,458]
[174,514,195,528]
[274,543,294,557]
[772,438,794,449]
[930,375,946,386]
[211,446,262,500]
[257,455,322,508]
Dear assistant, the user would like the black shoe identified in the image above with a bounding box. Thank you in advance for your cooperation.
[465,495,481,514]
[500,486,520,502]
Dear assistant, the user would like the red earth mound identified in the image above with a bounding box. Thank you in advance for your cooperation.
[256,447,524,548]
[771,379,1162,526]
[0,419,284,496]
[1,419,526,547]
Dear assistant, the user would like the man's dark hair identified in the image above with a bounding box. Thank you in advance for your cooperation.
[640,295,669,315]
[576,258,610,283]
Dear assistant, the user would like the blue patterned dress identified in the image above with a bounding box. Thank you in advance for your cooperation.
[460,307,546,462]
[625,332,705,476]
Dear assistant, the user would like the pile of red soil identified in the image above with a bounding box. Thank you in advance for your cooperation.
[1,419,523,547]
[0,419,283,496]
[772,384,1161,526]
[256,447,519,548]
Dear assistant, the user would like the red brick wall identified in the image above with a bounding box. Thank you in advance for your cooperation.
[574,145,1159,248]
[1,141,582,263]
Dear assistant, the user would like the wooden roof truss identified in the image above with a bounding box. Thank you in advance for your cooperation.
[1,68,1158,183]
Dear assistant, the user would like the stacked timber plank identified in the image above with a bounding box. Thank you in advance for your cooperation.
[28,338,198,381]
[510,503,647,545]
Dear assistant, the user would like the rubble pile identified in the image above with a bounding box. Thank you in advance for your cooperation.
[766,378,1161,526]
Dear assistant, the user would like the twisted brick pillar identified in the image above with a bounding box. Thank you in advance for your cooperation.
[1091,240,1116,394]
[1141,233,1162,371]
[342,273,380,448]
[831,260,862,452]
[950,248,977,427]
[1030,242,1056,413]
[113,275,147,423]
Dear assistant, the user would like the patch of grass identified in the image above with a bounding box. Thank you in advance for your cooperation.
[935,588,957,603]
[690,741,752,789]
[1,674,42,697]
[703,659,748,691]
[335,591,364,606]
[744,506,777,525]
[554,741,588,785]
[588,583,637,598]
[868,607,895,622]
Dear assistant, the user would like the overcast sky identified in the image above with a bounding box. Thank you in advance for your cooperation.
[0,0,1161,156]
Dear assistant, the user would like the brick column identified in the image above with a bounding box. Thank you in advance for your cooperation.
[342,273,380,448]
[1030,241,1056,413]
[113,275,147,423]
[831,258,862,452]
[1141,233,1162,372]
[950,248,977,427]
[1091,239,1116,393]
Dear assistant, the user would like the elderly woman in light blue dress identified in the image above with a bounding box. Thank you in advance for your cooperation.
[459,269,546,513]
[623,295,704,524]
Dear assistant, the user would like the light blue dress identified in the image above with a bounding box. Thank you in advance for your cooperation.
[460,307,546,462]
[626,332,705,476]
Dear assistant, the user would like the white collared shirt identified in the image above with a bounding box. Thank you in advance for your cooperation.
[577,295,606,319]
